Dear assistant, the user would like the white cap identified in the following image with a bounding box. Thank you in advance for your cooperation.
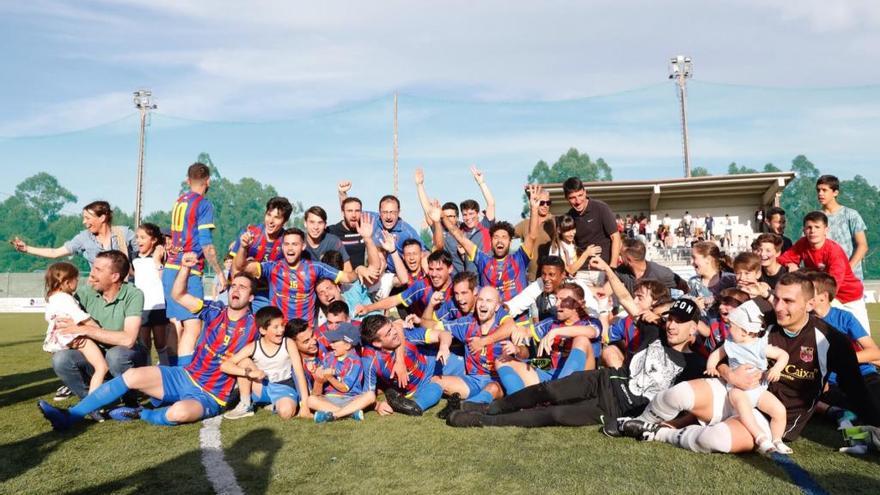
[727,299,764,334]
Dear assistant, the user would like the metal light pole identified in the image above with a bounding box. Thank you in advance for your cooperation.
[133,89,156,229]
[669,55,693,177]
[393,92,399,196]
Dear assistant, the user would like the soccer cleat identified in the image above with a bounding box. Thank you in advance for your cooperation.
[223,402,255,420]
[38,400,74,431]
[352,410,365,422]
[601,416,631,438]
[384,388,424,416]
[108,406,141,422]
[314,411,335,423]
[436,393,461,420]
[53,385,73,402]
[619,419,665,441]
[446,410,485,428]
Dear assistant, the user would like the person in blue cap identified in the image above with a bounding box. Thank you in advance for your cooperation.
[309,322,368,422]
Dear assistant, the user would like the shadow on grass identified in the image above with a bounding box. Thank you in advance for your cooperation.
[0,367,56,392]
[801,421,848,451]
[0,420,97,484]
[64,427,282,495]
[0,338,44,349]
[812,472,880,494]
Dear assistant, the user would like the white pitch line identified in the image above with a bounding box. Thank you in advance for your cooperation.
[199,416,244,495]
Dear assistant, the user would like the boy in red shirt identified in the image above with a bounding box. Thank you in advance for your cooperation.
[777,211,869,333]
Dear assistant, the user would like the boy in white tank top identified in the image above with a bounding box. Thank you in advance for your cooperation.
[221,306,311,420]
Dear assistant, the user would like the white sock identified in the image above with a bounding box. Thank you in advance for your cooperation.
[639,382,695,423]
[655,423,732,453]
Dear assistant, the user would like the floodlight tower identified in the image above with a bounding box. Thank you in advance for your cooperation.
[669,55,693,177]
[133,89,156,229]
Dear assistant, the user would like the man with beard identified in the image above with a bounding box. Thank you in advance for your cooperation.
[328,194,367,268]
[443,185,543,303]
[39,252,260,429]
[504,256,599,323]
[229,196,294,311]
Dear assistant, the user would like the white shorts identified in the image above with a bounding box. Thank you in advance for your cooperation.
[832,297,871,335]
[704,378,772,437]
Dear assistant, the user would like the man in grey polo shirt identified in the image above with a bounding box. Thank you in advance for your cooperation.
[51,250,147,404]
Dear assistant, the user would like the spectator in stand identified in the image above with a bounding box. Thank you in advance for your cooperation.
[777,211,869,333]
[561,177,620,269]
[816,175,869,280]
[763,207,793,253]
[11,200,137,268]
[705,213,714,239]
[754,208,765,233]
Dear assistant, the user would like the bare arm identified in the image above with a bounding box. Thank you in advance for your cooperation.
[471,165,495,221]
[705,347,726,376]
[10,237,71,259]
[609,231,622,268]
[172,253,205,313]
[765,344,789,382]
[428,200,444,252]
[441,215,476,256]
[220,342,260,377]
[855,336,880,366]
[286,339,311,416]
[851,231,868,269]
[522,184,542,257]
[203,244,227,292]
[357,213,382,273]
[337,180,351,206]
[589,256,640,317]
[414,168,433,224]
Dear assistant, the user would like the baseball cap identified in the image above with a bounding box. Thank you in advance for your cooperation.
[665,298,700,323]
[727,300,764,334]
[325,322,361,346]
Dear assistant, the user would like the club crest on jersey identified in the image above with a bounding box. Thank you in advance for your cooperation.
[800,346,814,363]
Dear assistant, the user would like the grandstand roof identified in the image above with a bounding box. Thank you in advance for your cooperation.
[542,171,796,215]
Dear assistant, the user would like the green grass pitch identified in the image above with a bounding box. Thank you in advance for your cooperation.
[3,309,880,494]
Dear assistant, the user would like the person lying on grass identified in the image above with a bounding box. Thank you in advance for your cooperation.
[38,252,259,430]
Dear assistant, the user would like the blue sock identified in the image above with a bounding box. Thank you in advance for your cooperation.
[176,354,193,367]
[413,382,443,410]
[559,348,587,378]
[167,354,178,366]
[140,407,178,426]
[467,390,494,404]
[70,376,130,419]
[497,366,525,395]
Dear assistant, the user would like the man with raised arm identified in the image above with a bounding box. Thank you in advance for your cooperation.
[38,252,259,430]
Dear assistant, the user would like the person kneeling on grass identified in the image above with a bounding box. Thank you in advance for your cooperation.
[705,300,791,455]
[310,323,369,423]
[222,306,312,420]
[38,252,259,430]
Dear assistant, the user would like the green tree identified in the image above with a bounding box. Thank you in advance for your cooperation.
[14,172,77,223]
[521,148,612,216]
[763,163,781,173]
[727,162,759,175]
[779,155,820,242]
[691,166,711,177]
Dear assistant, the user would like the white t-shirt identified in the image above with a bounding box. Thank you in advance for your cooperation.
[43,292,91,352]
[132,255,166,311]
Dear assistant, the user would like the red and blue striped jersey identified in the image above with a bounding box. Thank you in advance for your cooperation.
[184,301,258,405]
[302,354,320,390]
[320,350,364,397]
[229,224,284,262]
[470,245,531,302]
[361,328,434,395]
[530,317,601,369]
[167,191,215,273]
[608,316,642,355]
[442,313,509,376]
[258,259,342,326]
[695,318,730,359]
[462,218,493,254]
[397,280,453,319]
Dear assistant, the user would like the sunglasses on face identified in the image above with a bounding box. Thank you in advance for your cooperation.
[539,200,552,206]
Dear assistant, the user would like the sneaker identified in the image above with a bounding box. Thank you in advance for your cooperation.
[352,410,365,422]
[108,406,142,422]
[460,401,490,414]
[53,386,73,402]
[773,440,793,455]
[314,411,335,424]
[384,388,424,416]
[436,393,461,420]
[223,402,254,420]
[38,400,75,431]
[446,410,485,428]
[619,419,665,441]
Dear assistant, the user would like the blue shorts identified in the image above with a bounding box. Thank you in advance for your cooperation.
[423,352,466,378]
[162,267,204,321]
[159,366,221,419]
[253,378,299,405]
[461,374,494,399]
[536,367,570,383]
[324,395,358,408]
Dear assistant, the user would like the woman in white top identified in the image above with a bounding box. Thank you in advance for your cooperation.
[131,223,170,365]
[548,215,601,280]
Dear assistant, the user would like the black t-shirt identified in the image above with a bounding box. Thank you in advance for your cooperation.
[760,264,788,289]
[768,316,880,440]
[565,198,617,264]
[327,221,366,267]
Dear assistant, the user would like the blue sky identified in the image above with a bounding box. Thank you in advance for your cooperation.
[2,1,880,223]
